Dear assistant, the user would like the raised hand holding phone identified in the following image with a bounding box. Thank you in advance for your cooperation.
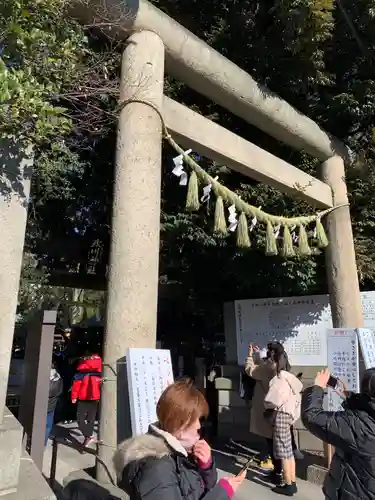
[248,344,260,356]
[237,458,252,476]
[221,470,247,493]
[327,375,338,389]
[333,378,348,399]
[314,368,331,389]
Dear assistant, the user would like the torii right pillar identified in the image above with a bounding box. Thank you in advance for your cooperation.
[320,156,363,467]
[320,156,363,329]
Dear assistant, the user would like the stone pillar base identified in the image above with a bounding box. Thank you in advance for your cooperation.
[0,408,55,500]
[0,409,23,496]
[2,450,55,500]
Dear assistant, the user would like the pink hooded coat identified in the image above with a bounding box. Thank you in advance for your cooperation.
[264,370,303,422]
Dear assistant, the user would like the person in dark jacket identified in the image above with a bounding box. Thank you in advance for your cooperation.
[45,363,63,445]
[301,367,375,500]
[71,350,102,447]
[113,378,246,500]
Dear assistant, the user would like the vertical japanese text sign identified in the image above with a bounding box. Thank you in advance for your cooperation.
[356,328,375,369]
[126,348,174,436]
[327,329,359,411]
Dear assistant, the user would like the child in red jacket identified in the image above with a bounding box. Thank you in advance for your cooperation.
[71,350,102,447]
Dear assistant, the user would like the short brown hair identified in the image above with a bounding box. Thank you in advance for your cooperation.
[156,378,209,434]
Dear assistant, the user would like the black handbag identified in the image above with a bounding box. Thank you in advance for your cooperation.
[263,408,276,423]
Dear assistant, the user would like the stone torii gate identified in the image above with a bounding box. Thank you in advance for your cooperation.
[0,0,363,490]
[72,0,363,482]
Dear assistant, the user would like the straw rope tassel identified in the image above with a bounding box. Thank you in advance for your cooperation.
[265,221,278,256]
[282,225,295,258]
[237,212,251,248]
[186,171,200,211]
[298,224,312,256]
[214,196,227,235]
[315,219,329,248]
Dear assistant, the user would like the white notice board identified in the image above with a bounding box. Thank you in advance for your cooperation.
[327,329,359,411]
[356,328,375,369]
[235,296,332,366]
[126,348,174,436]
[233,290,375,366]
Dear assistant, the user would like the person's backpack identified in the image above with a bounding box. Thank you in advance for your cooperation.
[240,370,256,403]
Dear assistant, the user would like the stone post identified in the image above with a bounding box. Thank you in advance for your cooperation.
[0,140,33,425]
[320,156,363,328]
[223,302,239,364]
[97,31,165,483]
[18,309,57,471]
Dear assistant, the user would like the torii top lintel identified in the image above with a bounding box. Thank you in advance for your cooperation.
[73,0,350,164]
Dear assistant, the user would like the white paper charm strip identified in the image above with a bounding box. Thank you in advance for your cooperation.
[172,149,192,169]
[290,225,298,243]
[201,176,218,203]
[274,224,281,239]
[201,184,212,203]
[250,206,262,232]
[172,149,192,186]
[228,204,238,232]
[172,163,184,177]
[179,172,188,186]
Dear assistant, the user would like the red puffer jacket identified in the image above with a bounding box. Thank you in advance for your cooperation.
[71,355,102,401]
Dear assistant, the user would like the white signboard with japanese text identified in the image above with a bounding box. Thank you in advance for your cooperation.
[234,290,375,366]
[235,295,332,366]
[126,348,174,436]
[360,292,375,335]
[356,328,375,369]
[327,329,359,411]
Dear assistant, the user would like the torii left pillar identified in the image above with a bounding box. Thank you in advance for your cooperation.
[0,140,32,495]
[97,31,165,483]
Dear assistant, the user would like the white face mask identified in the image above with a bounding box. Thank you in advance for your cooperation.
[177,428,200,452]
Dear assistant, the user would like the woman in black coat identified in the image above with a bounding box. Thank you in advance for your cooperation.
[301,367,375,500]
[114,379,246,500]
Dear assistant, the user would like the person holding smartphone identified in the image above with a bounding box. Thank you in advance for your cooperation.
[114,378,246,500]
[302,368,375,500]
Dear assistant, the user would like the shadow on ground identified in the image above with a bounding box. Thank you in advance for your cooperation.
[50,425,326,499]
[211,438,326,481]
[62,478,126,500]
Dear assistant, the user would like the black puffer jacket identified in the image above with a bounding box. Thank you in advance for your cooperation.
[114,424,230,500]
[48,369,63,413]
[302,386,375,500]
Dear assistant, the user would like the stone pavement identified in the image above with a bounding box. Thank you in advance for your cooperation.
[43,423,324,500]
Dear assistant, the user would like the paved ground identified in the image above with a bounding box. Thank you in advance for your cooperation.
[43,423,324,500]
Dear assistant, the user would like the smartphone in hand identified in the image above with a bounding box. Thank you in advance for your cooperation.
[327,375,339,389]
[237,458,253,476]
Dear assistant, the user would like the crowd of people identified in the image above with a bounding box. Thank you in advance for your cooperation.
[48,340,375,500]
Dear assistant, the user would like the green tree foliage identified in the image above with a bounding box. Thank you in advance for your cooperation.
[4,0,375,339]
[156,0,375,337]
[0,0,88,142]
[0,0,119,321]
